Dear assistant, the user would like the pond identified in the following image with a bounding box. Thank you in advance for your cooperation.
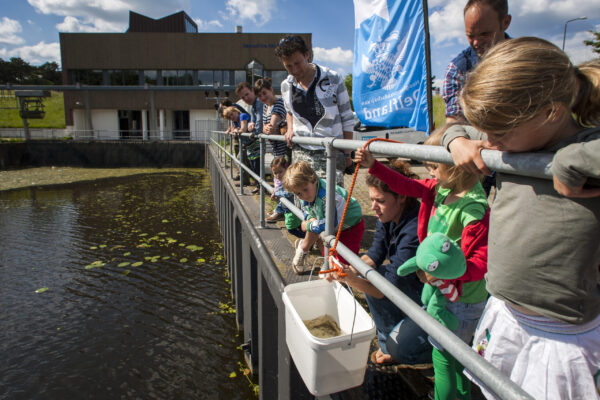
[0,170,256,399]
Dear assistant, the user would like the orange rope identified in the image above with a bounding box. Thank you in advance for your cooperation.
[319,137,403,277]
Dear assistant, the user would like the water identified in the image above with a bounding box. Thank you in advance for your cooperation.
[0,171,256,399]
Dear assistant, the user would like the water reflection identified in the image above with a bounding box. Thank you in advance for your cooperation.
[0,171,255,399]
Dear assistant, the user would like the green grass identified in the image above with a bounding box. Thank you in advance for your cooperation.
[432,94,445,130]
[0,91,66,128]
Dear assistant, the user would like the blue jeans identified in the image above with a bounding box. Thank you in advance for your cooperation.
[287,227,305,239]
[274,193,294,215]
[365,272,432,364]
[446,300,486,344]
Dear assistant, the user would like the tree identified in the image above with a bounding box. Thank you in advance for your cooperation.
[0,58,61,84]
[344,73,353,110]
[584,30,600,55]
[37,62,62,85]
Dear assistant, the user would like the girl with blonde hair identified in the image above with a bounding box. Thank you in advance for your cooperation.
[442,37,600,399]
[356,124,489,400]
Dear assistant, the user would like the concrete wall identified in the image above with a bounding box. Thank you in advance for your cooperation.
[93,110,119,138]
[0,141,205,169]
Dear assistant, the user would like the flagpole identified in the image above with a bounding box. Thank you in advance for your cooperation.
[421,0,434,133]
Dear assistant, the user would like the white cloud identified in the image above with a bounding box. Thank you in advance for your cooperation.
[56,16,101,32]
[194,18,223,31]
[428,0,466,45]
[0,17,25,45]
[28,0,190,32]
[7,41,60,65]
[313,46,354,76]
[223,0,276,26]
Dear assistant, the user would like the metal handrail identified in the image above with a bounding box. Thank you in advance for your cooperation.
[211,130,535,400]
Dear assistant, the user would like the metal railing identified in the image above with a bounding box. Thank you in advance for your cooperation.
[0,128,217,142]
[211,130,539,400]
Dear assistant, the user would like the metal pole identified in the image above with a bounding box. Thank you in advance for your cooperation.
[324,139,337,268]
[422,0,434,133]
[259,136,265,228]
[230,133,234,179]
[329,239,534,400]
[239,134,244,196]
[562,16,587,50]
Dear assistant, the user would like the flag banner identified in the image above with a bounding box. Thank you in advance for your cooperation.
[353,0,430,132]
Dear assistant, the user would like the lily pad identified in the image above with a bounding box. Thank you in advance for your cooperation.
[197,258,206,263]
[162,219,169,223]
[131,262,143,267]
[179,258,188,263]
[117,262,130,267]
[85,260,106,269]
[123,252,131,256]
[35,287,49,293]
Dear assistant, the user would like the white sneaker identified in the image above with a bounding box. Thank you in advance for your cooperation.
[292,239,308,274]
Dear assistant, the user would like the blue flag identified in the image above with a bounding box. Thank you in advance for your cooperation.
[353,0,430,132]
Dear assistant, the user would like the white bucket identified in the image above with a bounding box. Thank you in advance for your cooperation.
[282,279,376,396]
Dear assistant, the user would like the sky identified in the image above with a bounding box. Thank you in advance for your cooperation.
[0,0,598,89]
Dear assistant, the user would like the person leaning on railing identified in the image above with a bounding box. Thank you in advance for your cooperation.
[275,35,354,187]
[441,37,600,400]
[326,159,433,367]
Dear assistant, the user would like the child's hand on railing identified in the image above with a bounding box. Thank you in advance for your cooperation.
[448,137,491,176]
[355,148,375,168]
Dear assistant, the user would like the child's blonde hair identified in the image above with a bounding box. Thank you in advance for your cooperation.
[282,161,318,193]
[460,37,600,131]
[425,124,481,192]
[222,106,239,120]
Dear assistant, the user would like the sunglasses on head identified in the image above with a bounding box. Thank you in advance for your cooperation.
[278,36,304,46]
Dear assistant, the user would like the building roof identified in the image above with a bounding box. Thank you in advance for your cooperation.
[127,10,197,33]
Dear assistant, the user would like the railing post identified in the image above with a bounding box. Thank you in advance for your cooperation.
[220,132,224,163]
[223,134,227,168]
[230,133,234,179]
[324,139,337,268]
[259,135,266,228]
[239,135,244,195]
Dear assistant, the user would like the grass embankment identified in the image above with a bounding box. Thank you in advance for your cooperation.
[432,94,445,129]
[0,91,65,128]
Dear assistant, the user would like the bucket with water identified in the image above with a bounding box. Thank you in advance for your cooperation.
[282,279,376,396]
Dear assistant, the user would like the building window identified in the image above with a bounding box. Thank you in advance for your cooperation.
[70,69,103,85]
[162,70,178,86]
[109,70,124,85]
[270,71,288,88]
[144,70,157,85]
[198,70,213,87]
[123,70,139,86]
[178,70,193,85]
[234,70,246,86]
[222,70,234,88]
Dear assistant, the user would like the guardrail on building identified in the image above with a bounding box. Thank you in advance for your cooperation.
[209,131,539,399]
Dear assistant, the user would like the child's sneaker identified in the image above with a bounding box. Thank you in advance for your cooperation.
[292,239,308,274]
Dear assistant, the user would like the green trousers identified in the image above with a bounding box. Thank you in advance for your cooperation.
[432,348,471,400]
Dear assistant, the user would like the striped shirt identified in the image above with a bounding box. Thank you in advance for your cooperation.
[263,99,287,157]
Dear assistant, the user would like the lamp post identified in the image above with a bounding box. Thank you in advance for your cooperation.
[562,16,587,50]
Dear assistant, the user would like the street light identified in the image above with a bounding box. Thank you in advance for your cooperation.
[562,16,587,50]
